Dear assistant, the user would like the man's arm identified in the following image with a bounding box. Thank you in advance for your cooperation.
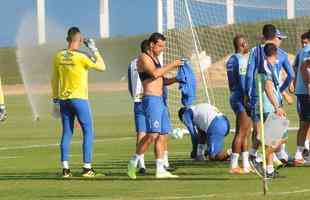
[279,55,294,93]
[226,56,237,92]
[301,59,310,95]
[51,57,59,100]
[163,77,178,85]
[141,55,181,79]
[83,51,106,72]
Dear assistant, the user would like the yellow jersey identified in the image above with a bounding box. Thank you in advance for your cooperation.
[51,49,106,100]
[0,77,4,105]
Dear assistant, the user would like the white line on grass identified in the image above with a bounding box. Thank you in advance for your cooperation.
[0,137,134,151]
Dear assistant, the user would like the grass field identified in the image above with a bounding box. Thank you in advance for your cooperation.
[0,91,310,200]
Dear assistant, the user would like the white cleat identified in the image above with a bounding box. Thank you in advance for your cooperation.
[156,171,179,179]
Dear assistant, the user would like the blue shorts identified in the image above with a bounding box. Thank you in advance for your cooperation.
[206,115,230,157]
[250,109,269,123]
[230,94,245,114]
[142,95,171,134]
[134,102,146,133]
[297,95,310,122]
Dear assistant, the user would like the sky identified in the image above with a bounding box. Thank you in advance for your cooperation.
[0,0,308,47]
[0,0,156,47]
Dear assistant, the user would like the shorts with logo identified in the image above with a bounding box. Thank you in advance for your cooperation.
[142,95,171,134]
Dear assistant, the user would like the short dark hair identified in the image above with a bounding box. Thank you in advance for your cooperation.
[233,34,244,53]
[301,32,310,40]
[264,43,277,57]
[262,24,276,40]
[140,39,149,53]
[148,32,166,44]
[67,26,80,42]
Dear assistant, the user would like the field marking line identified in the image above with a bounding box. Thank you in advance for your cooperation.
[0,137,134,151]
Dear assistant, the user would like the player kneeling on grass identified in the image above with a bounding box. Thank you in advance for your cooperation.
[51,27,106,178]
[0,77,7,122]
[178,103,231,161]
[127,33,180,179]
[226,34,252,174]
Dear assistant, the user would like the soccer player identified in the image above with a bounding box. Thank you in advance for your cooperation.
[226,34,252,174]
[127,39,149,174]
[245,24,293,168]
[294,30,310,165]
[178,103,231,161]
[0,77,7,122]
[127,32,181,179]
[51,27,106,178]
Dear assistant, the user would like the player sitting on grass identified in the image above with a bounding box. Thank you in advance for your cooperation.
[51,27,106,178]
[178,103,231,161]
[226,34,252,174]
[127,33,180,179]
[0,77,7,122]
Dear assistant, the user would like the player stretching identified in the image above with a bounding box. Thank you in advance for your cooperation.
[51,27,106,178]
[127,32,180,179]
[294,30,310,165]
[226,35,252,174]
[127,39,149,174]
[0,77,7,122]
[178,103,231,161]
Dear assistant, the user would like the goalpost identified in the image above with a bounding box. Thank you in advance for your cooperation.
[161,0,310,131]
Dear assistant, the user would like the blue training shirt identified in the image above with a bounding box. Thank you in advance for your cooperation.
[226,53,248,99]
[295,44,310,95]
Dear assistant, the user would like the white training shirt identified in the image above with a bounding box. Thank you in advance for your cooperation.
[190,103,223,132]
[128,58,143,102]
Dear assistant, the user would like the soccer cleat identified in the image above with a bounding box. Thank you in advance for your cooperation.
[62,168,72,178]
[156,171,179,179]
[293,158,305,167]
[303,149,310,158]
[266,170,282,179]
[127,160,137,179]
[229,167,244,174]
[82,168,96,177]
[243,167,254,174]
[190,150,197,159]
[138,168,146,175]
[249,156,264,178]
[164,165,176,172]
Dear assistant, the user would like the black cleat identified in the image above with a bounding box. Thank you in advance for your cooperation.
[249,156,264,178]
[190,150,197,159]
[138,168,146,175]
[303,149,310,158]
[164,165,176,172]
[82,168,96,177]
[62,168,72,178]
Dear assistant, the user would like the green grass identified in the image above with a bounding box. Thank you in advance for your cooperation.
[0,91,310,200]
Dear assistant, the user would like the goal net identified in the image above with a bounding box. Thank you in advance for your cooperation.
[162,0,310,130]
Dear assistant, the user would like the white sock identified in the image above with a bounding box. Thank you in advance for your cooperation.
[156,159,166,173]
[295,146,304,160]
[62,161,69,169]
[164,151,169,168]
[273,153,281,163]
[249,148,257,157]
[266,165,274,174]
[138,154,146,169]
[197,144,206,156]
[276,149,288,162]
[130,154,141,167]
[83,163,92,169]
[305,139,310,150]
[230,153,239,169]
[242,151,250,169]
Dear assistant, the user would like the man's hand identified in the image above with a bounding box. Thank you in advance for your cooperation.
[275,107,286,117]
[173,59,182,68]
[52,99,61,119]
[84,38,98,52]
[0,104,7,122]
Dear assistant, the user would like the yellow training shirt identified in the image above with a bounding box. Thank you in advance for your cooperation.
[51,50,106,100]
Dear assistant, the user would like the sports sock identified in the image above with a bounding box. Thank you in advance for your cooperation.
[230,153,239,169]
[197,144,206,156]
[83,163,92,169]
[249,148,257,157]
[242,151,250,169]
[266,165,274,174]
[295,146,304,160]
[163,151,169,168]
[138,154,146,169]
[130,154,141,167]
[305,139,310,150]
[62,161,69,169]
[156,159,166,173]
